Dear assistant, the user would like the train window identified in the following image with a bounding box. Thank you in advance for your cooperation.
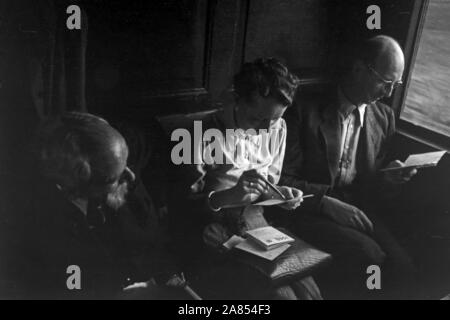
[397,0,450,150]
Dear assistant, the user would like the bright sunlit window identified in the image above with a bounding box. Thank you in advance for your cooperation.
[401,0,450,138]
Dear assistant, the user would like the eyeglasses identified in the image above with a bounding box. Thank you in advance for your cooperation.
[367,65,403,90]
[91,166,135,187]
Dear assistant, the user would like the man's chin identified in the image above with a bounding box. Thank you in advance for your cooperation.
[367,97,381,104]
[105,184,128,211]
[105,196,127,211]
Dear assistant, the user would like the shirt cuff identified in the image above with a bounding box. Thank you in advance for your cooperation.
[207,191,221,212]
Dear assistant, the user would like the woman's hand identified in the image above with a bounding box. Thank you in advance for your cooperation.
[229,169,269,206]
[209,169,269,209]
[277,186,303,210]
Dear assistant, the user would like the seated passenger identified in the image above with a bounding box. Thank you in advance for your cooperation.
[172,58,322,300]
[2,112,185,299]
[281,35,417,299]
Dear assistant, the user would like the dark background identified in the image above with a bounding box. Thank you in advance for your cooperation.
[1,0,449,298]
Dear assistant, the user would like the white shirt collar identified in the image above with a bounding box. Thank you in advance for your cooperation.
[337,88,367,127]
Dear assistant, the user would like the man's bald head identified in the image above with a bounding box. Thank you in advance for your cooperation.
[360,35,405,76]
[344,35,405,105]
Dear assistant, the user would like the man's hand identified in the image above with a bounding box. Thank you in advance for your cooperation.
[383,160,418,184]
[277,186,303,211]
[321,196,373,233]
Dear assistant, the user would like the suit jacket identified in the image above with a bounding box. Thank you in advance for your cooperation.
[2,177,132,299]
[1,174,176,299]
[280,86,396,206]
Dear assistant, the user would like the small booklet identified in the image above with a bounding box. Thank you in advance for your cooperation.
[222,233,291,261]
[380,151,446,172]
[235,240,291,261]
[245,226,295,250]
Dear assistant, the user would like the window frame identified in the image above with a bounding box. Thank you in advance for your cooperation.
[392,0,450,151]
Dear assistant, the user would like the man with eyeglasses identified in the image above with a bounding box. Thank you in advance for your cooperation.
[281,35,418,299]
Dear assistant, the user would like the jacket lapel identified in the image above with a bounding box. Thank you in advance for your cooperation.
[319,100,342,184]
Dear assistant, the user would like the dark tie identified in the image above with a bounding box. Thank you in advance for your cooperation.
[353,107,362,128]
[87,201,106,228]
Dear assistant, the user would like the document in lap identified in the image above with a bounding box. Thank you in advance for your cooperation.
[235,239,291,261]
[222,227,294,261]
[245,226,295,250]
[380,151,446,172]
[222,235,290,260]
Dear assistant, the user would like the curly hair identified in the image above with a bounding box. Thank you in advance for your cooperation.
[233,57,300,106]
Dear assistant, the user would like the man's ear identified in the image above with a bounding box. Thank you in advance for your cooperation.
[40,149,92,194]
[58,156,91,194]
[71,158,91,187]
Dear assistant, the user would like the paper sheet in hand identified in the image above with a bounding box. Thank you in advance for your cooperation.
[254,198,291,206]
[254,195,314,206]
[380,151,446,172]
[235,239,291,261]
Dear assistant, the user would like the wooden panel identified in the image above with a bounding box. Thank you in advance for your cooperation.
[86,0,213,112]
[86,0,252,116]
[244,0,331,80]
[90,0,209,91]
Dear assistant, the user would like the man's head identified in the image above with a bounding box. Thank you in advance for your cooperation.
[37,112,135,210]
[233,57,300,131]
[347,35,405,105]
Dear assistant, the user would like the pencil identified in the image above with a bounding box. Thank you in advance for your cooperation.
[260,175,286,199]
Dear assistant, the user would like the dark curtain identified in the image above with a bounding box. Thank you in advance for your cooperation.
[31,0,88,117]
[0,0,87,174]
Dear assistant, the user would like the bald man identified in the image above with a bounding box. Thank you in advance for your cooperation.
[280,36,417,299]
